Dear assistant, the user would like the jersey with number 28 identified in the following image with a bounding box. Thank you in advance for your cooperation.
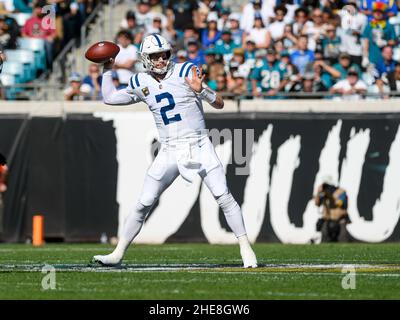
[126,61,205,143]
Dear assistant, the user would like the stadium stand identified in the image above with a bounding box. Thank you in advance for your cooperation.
[0,0,400,101]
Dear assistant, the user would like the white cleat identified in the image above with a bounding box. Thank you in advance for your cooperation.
[241,248,258,268]
[91,254,122,267]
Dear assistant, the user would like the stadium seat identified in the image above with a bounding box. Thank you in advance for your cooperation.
[17,38,47,72]
[0,73,16,86]
[3,49,36,81]
[8,13,32,27]
[0,74,19,99]
[1,61,25,82]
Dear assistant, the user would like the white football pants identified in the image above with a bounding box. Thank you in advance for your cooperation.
[119,137,247,244]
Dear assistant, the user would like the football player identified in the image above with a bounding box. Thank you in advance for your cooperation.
[92,34,257,268]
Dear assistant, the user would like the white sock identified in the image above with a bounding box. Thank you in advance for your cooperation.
[110,202,152,260]
[216,192,247,237]
[238,234,252,250]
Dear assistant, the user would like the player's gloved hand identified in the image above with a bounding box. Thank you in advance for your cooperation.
[185,66,205,93]
[362,56,370,68]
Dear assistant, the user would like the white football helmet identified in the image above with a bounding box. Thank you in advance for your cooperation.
[139,34,173,74]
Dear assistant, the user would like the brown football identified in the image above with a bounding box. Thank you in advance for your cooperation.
[85,41,120,64]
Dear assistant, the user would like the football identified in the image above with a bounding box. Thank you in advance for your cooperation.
[85,41,120,64]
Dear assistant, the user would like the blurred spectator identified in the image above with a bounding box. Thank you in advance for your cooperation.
[375,57,400,98]
[244,37,257,66]
[82,63,102,100]
[202,48,225,90]
[135,0,156,32]
[362,4,397,67]
[167,0,199,38]
[241,0,273,33]
[197,4,209,30]
[149,0,163,13]
[290,35,315,74]
[280,0,300,24]
[321,6,334,25]
[120,11,144,47]
[281,24,297,52]
[333,52,362,79]
[226,48,250,89]
[62,2,82,47]
[114,30,138,86]
[312,56,339,87]
[339,1,367,67]
[175,49,187,63]
[175,25,198,51]
[201,12,221,49]
[0,14,18,50]
[386,61,400,93]
[280,50,299,92]
[321,23,341,64]
[214,29,239,63]
[64,72,91,101]
[246,12,271,49]
[302,0,320,12]
[227,13,244,47]
[361,0,398,19]
[292,7,312,36]
[251,48,288,98]
[331,67,368,100]
[215,73,228,92]
[0,14,12,50]
[302,7,326,52]
[201,0,222,13]
[186,37,205,65]
[229,69,249,97]
[267,4,288,42]
[290,71,327,98]
[376,45,396,76]
[22,3,57,66]
[146,13,174,44]
[217,7,231,30]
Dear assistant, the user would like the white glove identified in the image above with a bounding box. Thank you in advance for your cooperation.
[362,56,370,68]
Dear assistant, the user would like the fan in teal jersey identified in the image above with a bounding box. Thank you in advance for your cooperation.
[250,48,289,99]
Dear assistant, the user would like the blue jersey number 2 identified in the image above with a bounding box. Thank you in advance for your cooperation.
[156,92,182,125]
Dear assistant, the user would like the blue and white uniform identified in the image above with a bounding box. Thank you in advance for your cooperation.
[102,61,225,195]
[94,33,257,269]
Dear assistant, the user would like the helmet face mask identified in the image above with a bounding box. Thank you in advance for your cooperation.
[139,34,174,75]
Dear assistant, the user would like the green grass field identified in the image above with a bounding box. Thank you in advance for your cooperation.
[0,243,399,299]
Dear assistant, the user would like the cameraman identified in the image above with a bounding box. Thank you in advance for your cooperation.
[314,177,351,242]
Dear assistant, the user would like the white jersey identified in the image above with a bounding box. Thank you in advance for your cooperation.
[125,62,206,144]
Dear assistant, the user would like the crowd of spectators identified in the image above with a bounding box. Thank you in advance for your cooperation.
[6,0,399,101]
[0,0,99,71]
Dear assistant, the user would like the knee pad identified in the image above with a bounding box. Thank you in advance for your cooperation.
[216,192,240,216]
[138,191,158,208]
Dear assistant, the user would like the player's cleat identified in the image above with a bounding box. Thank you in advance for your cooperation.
[238,235,258,268]
[91,254,122,267]
[241,247,258,268]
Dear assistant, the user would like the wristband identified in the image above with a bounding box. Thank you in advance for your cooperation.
[198,87,217,104]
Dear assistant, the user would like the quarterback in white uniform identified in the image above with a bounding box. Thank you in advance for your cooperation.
[93,34,257,268]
